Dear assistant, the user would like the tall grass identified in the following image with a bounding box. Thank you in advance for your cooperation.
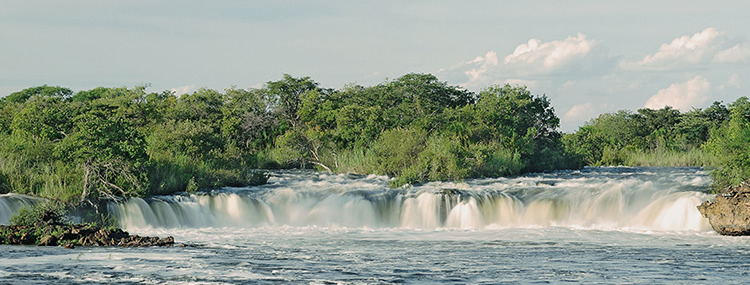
[0,153,84,203]
[620,148,718,167]
[147,151,271,196]
[330,148,379,175]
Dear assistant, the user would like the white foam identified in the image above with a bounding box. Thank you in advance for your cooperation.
[108,167,714,232]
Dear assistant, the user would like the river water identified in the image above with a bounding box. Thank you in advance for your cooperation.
[2,167,750,284]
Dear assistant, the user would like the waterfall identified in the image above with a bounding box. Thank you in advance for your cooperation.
[106,168,714,231]
[0,194,38,225]
[1,168,712,231]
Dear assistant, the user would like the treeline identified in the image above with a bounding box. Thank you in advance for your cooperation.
[563,98,750,191]
[0,73,581,204]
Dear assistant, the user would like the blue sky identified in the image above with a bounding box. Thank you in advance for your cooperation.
[1,1,748,131]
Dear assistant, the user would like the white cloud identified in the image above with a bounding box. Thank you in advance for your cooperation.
[621,28,724,70]
[170,85,197,96]
[452,33,611,91]
[464,51,498,82]
[644,76,710,111]
[713,43,750,63]
[620,27,750,71]
[563,103,597,122]
[503,33,596,74]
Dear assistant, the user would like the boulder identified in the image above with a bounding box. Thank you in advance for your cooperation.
[1,212,178,247]
[19,232,35,245]
[698,183,750,235]
[60,231,79,241]
[157,236,175,246]
[4,233,20,245]
[38,235,58,246]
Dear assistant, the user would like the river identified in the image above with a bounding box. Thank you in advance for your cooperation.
[2,167,750,283]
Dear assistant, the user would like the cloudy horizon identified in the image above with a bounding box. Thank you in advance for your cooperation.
[1,1,747,131]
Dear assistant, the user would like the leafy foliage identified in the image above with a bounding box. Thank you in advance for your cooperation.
[704,97,750,190]
[9,201,69,227]
[0,74,584,204]
[564,104,728,166]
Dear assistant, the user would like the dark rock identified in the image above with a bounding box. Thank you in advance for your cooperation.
[157,236,175,246]
[38,235,58,246]
[5,233,20,245]
[110,229,128,239]
[698,183,750,235]
[2,211,177,247]
[19,233,35,245]
[70,225,96,236]
[60,231,78,241]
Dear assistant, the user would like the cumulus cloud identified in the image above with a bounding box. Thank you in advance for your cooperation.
[452,33,613,90]
[503,33,595,73]
[464,51,498,82]
[563,103,598,122]
[713,43,750,63]
[170,85,197,96]
[644,76,710,111]
[621,28,725,70]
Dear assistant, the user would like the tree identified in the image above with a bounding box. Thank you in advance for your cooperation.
[10,96,76,142]
[221,87,276,151]
[705,97,750,190]
[2,85,72,104]
[266,74,320,128]
[56,110,148,201]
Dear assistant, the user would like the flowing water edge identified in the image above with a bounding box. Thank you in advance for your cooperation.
[2,167,750,284]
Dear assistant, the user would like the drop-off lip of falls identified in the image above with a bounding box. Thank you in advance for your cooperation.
[104,167,713,232]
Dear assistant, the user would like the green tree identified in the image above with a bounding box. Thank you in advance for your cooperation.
[10,96,76,142]
[56,110,148,201]
[266,74,321,128]
[2,85,72,104]
[705,97,750,190]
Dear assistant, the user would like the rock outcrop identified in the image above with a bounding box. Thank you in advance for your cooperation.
[0,213,177,247]
[698,183,750,235]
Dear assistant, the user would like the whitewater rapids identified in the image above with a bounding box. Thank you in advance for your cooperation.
[107,167,712,232]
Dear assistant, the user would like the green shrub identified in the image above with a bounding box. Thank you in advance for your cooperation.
[9,201,69,227]
[89,212,118,231]
[245,170,270,186]
[372,127,428,177]
[475,146,524,177]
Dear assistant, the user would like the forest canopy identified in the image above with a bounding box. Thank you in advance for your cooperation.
[0,74,581,204]
[2,73,747,203]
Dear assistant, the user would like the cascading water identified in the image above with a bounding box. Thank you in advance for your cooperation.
[5,167,749,284]
[0,194,38,225]
[108,167,713,231]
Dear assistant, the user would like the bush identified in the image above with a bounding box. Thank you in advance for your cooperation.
[9,201,69,227]
[372,127,428,177]
[245,170,270,186]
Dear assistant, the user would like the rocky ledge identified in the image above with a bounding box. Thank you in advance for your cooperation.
[1,219,175,248]
[698,183,750,235]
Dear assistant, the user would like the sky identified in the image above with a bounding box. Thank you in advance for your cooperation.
[1,1,748,131]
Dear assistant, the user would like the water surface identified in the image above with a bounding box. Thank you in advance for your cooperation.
[2,167,749,284]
